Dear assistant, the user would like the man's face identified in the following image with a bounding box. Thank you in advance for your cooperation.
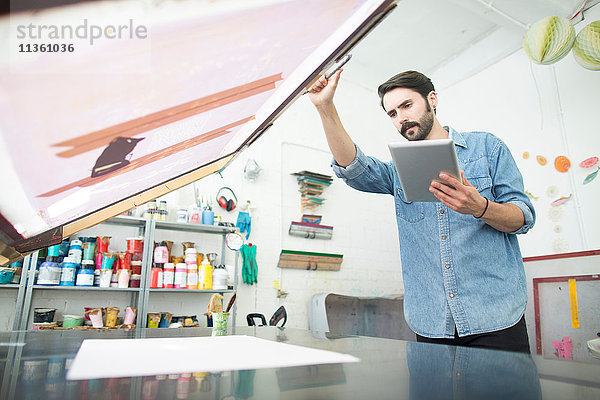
[382,87,434,141]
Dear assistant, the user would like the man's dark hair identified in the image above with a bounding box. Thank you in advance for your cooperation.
[377,71,435,111]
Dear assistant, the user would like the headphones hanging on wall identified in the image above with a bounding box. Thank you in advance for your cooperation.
[216,187,238,212]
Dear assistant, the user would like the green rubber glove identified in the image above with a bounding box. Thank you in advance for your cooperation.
[241,244,258,285]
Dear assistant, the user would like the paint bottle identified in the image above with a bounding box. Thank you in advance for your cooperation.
[67,240,83,264]
[186,263,198,290]
[174,263,187,289]
[163,263,175,289]
[198,256,212,290]
[150,266,163,288]
[59,257,78,286]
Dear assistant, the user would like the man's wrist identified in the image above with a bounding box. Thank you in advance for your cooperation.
[474,197,489,219]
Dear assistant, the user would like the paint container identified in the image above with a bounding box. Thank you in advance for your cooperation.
[188,207,200,224]
[154,243,169,264]
[150,266,163,288]
[67,240,83,264]
[163,263,175,288]
[126,237,144,253]
[202,210,214,225]
[62,315,84,328]
[102,254,116,269]
[0,267,15,284]
[212,266,228,290]
[147,312,161,328]
[181,242,195,253]
[131,260,142,275]
[211,312,230,336]
[99,269,113,288]
[124,306,137,325]
[58,239,71,258]
[110,271,119,288]
[95,252,103,270]
[81,240,96,261]
[94,269,101,286]
[32,322,57,330]
[174,263,187,289]
[198,257,212,290]
[9,260,22,283]
[184,247,197,264]
[186,264,198,290]
[130,274,141,288]
[34,308,56,323]
[206,253,218,266]
[176,209,187,223]
[37,256,61,285]
[105,307,120,327]
[59,257,78,286]
[85,308,103,328]
[97,236,111,253]
[158,312,172,328]
[117,269,130,288]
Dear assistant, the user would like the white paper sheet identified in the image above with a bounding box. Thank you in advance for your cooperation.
[66,335,359,380]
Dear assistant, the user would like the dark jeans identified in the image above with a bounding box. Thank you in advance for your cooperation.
[416,315,531,353]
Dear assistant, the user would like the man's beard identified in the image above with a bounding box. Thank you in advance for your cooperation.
[399,104,434,141]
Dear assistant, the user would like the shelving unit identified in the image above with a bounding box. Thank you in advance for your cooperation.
[10,216,238,332]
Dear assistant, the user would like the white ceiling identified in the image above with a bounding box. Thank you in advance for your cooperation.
[344,0,597,91]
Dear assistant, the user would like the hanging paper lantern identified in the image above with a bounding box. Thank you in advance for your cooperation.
[523,16,575,65]
[573,20,600,70]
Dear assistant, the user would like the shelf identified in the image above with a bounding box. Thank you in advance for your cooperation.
[154,220,238,234]
[148,288,234,293]
[0,284,20,289]
[33,285,141,292]
[99,215,148,228]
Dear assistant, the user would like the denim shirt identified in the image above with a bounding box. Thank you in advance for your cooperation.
[332,127,536,338]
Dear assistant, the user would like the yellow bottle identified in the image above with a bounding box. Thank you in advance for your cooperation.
[198,256,213,290]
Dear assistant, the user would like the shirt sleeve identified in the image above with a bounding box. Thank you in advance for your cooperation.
[331,145,396,195]
[489,140,536,234]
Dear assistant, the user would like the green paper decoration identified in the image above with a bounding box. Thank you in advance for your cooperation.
[573,20,600,71]
[524,16,575,65]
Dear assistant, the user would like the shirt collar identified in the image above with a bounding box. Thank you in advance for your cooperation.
[445,126,467,148]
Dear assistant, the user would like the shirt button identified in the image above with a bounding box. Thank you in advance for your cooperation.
[440,210,444,214]
[442,235,447,240]
[449,293,454,298]
[445,264,450,269]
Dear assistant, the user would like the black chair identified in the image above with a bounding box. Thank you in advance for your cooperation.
[246,305,287,327]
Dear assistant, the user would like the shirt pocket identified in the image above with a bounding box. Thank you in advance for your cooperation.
[395,187,425,223]
[467,176,493,198]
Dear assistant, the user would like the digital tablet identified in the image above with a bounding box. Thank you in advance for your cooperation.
[388,139,460,202]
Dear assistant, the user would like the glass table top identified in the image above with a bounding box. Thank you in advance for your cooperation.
[1,327,598,399]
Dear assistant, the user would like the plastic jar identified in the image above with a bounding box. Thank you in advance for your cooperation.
[163,263,175,289]
[184,248,197,264]
[174,263,187,289]
[59,257,78,286]
[130,274,141,288]
[37,260,61,285]
[154,244,169,264]
[67,240,83,264]
[150,266,163,288]
[131,260,142,274]
[186,264,198,290]
[212,266,228,290]
[75,268,94,286]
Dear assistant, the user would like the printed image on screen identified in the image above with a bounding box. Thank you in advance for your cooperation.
[0,0,394,242]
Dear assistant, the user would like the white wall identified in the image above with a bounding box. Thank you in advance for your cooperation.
[439,5,600,258]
